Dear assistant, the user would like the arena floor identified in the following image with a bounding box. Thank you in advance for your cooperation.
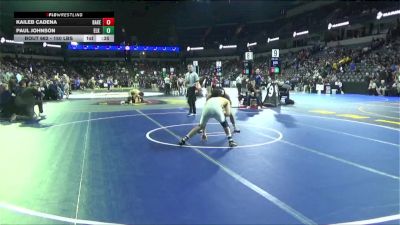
[0,89,399,225]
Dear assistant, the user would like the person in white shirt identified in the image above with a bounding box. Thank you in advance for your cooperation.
[177,75,185,96]
[391,80,400,96]
[377,80,386,96]
[368,79,378,95]
[164,76,171,95]
[334,80,343,94]
[62,74,70,99]
[235,73,243,95]
[179,96,237,147]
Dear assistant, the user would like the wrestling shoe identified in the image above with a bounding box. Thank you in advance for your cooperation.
[178,139,186,146]
[233,127,240,133]
[179,136,188,146]
[229,140,238,147]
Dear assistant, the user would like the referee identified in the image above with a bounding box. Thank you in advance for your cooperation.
[235,73,243,95]
[185,64,199,116]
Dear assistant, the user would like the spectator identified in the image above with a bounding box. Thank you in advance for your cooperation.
[164,75,171,96]
[0,83,14,120]
[334,79,344,94]
[368,79,378,95]
[246,82,263,109]
[377,80,387,96]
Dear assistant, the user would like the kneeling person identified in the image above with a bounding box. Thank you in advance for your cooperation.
[14,80,45,120]
[179,96,237,147]
[127,89,144,104]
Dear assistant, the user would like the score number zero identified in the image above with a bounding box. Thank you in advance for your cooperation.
[104,19,112,26]
[91,27,113,34]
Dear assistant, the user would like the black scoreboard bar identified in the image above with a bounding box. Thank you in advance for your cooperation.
[14,12,114,42]
[14,12,113,18]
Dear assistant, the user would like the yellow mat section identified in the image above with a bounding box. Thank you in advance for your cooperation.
[166,99,187,104]
[336,114,370,119]
[375,119,400,125]
[309,110,336,115]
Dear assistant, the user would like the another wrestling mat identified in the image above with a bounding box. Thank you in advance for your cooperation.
[97,99,167,105]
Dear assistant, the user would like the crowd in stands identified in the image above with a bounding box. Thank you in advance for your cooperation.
[0,57,181,92]
[0,58,74,101]
[263,38,400,96]
[1,35,399,101]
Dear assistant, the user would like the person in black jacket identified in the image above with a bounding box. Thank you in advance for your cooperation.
[0,83,15,120]
[246,82,263,109]
[12,79,45,121]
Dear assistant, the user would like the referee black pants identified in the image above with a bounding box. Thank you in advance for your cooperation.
[236,83,242,95]
[187,86,196,114]
[165,83,171,95]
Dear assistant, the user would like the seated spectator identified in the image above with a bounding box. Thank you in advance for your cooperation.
[278,81,295,104]
[0,83,15,120]
[349,61,356,72]
[74,77,81,90]
[246,82,263,109]
[87,77,96,89]
[368,79,378,95]
[46,80,60,100]
[13,79,45,121]
[334,80,344,94]
[388,79,400,96]
[376,80,387,96]
[211,75,219,89]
